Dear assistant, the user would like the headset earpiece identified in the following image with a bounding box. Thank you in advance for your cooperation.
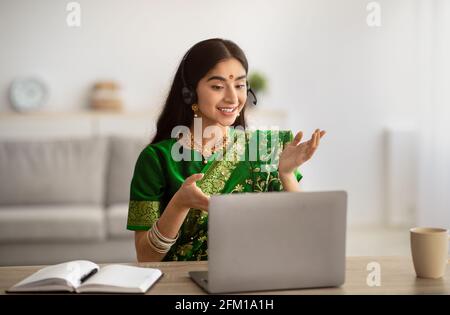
[246,81,257,106]
[180,48,198,105]
[181,86,196,105]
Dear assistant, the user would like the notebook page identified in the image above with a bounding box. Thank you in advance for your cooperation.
[11,260,99,290]
[78,264,162,293]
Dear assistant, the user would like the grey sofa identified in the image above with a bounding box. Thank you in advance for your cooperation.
[0,136,148,266]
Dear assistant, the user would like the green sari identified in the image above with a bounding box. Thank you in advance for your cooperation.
[126,129,302,261]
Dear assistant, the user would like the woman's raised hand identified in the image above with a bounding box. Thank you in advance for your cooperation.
[173,173,210,212]
[278,129,326,175]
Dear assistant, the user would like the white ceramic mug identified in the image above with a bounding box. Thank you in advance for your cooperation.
[410,227,450,279]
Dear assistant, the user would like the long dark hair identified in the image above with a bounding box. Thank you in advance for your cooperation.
[151,38,249,144]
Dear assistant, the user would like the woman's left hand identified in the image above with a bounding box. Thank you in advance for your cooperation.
[278,129,326,176]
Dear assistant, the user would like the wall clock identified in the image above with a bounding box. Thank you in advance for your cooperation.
[9,78,48,112]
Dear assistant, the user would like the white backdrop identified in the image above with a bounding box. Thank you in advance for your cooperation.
[417,0,450,228]
[0,0,447,226]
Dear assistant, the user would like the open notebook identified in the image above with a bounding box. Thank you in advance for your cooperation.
[6,260,162,294]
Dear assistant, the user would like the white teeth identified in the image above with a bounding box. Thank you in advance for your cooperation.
[218,107,235,113]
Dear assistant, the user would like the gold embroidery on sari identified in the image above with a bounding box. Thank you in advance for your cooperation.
[197,136,245,196]
[230,183,245,193]
[197,160,238,195]
[251,130,287,192]
[127,200,160,227]
[253,172,280,192]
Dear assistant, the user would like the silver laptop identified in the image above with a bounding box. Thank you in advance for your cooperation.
[189,191,347,294]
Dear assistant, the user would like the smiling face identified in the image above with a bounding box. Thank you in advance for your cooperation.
[194,58,247,131]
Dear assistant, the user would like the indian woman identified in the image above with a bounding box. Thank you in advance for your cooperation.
[127,38,326,262]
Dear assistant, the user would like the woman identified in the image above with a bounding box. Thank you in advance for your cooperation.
[127,38,326,262]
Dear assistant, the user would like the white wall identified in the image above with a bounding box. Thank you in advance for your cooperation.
[0,0,432,225]
[417,0,450,229]
[279,0,423,226]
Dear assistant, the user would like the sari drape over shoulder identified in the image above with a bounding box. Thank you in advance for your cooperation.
[127,129,302,261]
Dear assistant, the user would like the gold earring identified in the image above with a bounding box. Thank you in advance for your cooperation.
[191,104,199,118]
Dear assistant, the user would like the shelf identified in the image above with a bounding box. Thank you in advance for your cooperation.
[0,107,288,140]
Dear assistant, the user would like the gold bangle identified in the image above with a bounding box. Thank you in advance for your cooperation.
[152,221,179,244]
[150,228,172,251]
[146,229,170,254]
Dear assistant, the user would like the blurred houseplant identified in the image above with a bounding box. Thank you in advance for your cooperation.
[248,71,268,102]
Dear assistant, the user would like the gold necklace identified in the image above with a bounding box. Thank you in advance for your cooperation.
[178,131,230,163]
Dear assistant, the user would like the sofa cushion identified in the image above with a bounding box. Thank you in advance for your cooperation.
[106,203,134,238]
[106,136,148,206]
[0,137,108,206]
[0,205,105,242]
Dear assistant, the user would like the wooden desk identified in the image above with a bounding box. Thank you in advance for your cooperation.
[1,257,449,294]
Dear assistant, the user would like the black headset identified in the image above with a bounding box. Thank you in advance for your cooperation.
[180,48,257,106]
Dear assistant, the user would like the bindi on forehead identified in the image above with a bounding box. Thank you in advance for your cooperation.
[206,74,247,82]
